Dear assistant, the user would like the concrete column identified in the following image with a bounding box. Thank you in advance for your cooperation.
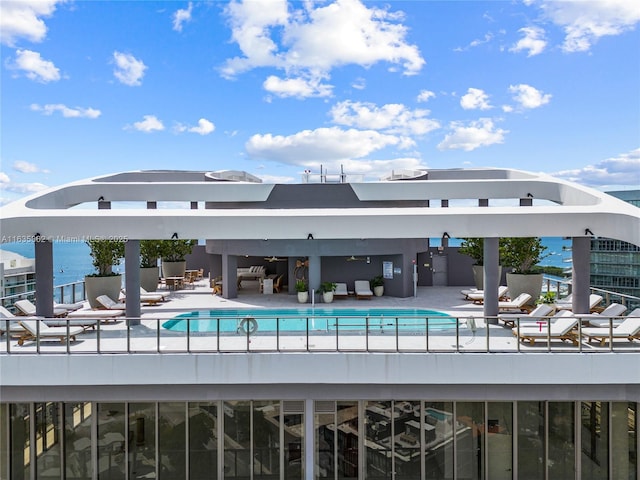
[305,398,314,480]
[125,240,141,322]
[483,237,500,321]
[572,236,592,314]
[307,255,321,299]
[34,238,54,318]
[221,254,238,299]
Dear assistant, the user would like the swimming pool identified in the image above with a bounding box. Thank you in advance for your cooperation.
[162,308,455,334]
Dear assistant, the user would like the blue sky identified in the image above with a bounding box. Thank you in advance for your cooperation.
[1,0,639,205]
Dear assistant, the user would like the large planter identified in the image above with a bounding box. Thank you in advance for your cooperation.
[373,286,384,297]
[85,275,122,309]
[506,273,543,306]
[297,292,309,304]
[162,261,186,278]
[322,292,334,303]
[472,265,503,290]
[140,267,160,292]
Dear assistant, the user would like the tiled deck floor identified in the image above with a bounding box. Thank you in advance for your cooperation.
[2,279,637,353]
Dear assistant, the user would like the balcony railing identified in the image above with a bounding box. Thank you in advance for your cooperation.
[2,314,638,355]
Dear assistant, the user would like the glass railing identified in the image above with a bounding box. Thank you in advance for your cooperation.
[1,314,638,354]
[0,280,86,313]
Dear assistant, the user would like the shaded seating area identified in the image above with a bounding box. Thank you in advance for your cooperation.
[354,280,373,300]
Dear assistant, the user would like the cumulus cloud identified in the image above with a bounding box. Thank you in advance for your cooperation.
[13,161,49,174]
[222,0,424,98]
[246,126,412,164]
[0,0,61,46]
[540,0,640,53]
[113,51,147,86]
[417,90,435,103]
[173,2,193,32]
[175,118,215,135]
[508,84,551,109]
[128,115,165,133]
[510,26,547,56]
[9,49,60,82]
[0,172,10,183]
[263,75,333,98]
[454,32,495,52]
[460,88,492,110]
[330,100,440,136]
[30,103,101,118]
[0,172,48,194]
[552,148,640,187]
[437,118,508,151]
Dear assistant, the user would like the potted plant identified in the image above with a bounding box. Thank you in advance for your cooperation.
[458,237,504,289]
[159,239,196,278]
[85,239,125,308]
[319,281,337,303]
[295,280,308,303]
[502,237,548,306]
[370,275,385,297]
[140,240,162,292]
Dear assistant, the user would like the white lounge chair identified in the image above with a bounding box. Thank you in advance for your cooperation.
[463,286,509,304]
[55,302,85,312]
[17,319,85,346]
[95,295,127,310]
[512,315,579,346]
[121,289,164,306]
[498,293,532,312]
[498,303,555,328]
[334,283,349,299]
[580,303,629,327]
[554,294,603,312]
[354,280,373,300]
[581,309,640,346]
[14,299,69,318]
[141,287,170,301]
[67,308,123,323]
[0,306,36,337]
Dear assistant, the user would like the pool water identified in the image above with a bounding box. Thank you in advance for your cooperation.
[162,308,455,333]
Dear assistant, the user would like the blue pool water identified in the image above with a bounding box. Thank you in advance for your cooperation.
[162,308,455,333]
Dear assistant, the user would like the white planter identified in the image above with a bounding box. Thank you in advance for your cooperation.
[162,261,186,278]
[373,286,384,297]
[322,292,334,303]
[85,275,122,309]
[140,267,160,292]
[297,292,309,303]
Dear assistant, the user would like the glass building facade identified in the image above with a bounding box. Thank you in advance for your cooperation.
[1,400,637,479]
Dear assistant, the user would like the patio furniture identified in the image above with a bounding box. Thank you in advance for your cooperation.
[497,293,532,312]
[581,310,640,345]
[95,295,127,310]
[497,303,555,328]
[554,294,603,312]
[14,299,69,318]
[17,319,85,346]
[512,316,580,346]
[334,283,349,299]
[354,280,373,300]
[462,286,509,304]
[580,303,629,327]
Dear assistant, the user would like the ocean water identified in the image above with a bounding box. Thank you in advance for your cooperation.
[1,237,571,288]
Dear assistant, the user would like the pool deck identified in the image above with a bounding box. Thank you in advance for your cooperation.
[2,278,638,353]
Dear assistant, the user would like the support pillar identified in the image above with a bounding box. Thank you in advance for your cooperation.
[483,238,500,321]
[307,255,321,299]
[125,240,141,322]
[221,254,238,299]
[305,398,314,480]
[34,238,54,318]
[572,236,591,314]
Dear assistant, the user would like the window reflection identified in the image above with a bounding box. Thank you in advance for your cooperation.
[65,402,93,480]
[97,403,125,480]
[189,402,218,480]
[424,401,454,480]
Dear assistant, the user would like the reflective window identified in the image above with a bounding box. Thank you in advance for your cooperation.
[189,402,218,480]
[283,409,303,480]
[336,401,358,479]
[611,402,636,480]
[65,402,93,479]
[224,400,251,479]
[517,401,545,479]
[159,402,186,479]
[581,401,609,480]
[424,401,453,480]
[10,403,30,480]
[548,402,575,480]
[97,403,125,480]
[487,402,512,480]
[456,402,484,479]
[35,402,61,480]
[129,403,157,480]
[393,401,421,480]
[253,400,281,480]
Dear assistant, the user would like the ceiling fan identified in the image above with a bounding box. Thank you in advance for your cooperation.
[346,255,366,262]
[264,256,287,262]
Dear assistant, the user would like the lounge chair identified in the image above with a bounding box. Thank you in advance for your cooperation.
[498,303,555,328]
[581,309,640,345]
[354,280,373,300]
[554,294,603,312]
[0,306,35,337]
[15,299,69,318]
[141,287,170,301]
[512,315,580,346]
[2,303,103,329]
[463,286,509,304]
[273,274,284,293]
[67,308,124,323]
[579,303,629,327]
[95,295,127,310]
[55,302,85,312]
[497,293,532,312]
[17,319,85,346]
[334,283,349,299]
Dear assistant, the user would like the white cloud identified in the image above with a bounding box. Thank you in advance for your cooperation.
[460,88,492,110]
[510,26,547,56]
[0,0,61,46]
[113,51,147,86]
[176,118,215,135]
[222,0,424,97]
[173,2,193,32]
[552,148,640,187]
[12,160,49,174]
[417,90,435,103]
[437,118,508,151]
[541,0,640,53]
[10,49,60,82]
[330,100,440,136]
[246,126,411,164]
[263,75,333,98]
[0,171,48,194]
[508,84,551,109]
[0,172,10,183]
[129,115,165,133]
[30,103,101,118]
[351,77,366,90]
[454,32,494,52]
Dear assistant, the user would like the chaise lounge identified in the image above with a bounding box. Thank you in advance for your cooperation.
[17,319,86,346]
[581,309,640,346]
[334,283,349,299]
[15,299,69,318]
[497,293,532,312]
[354,280,373,300]
[497,303,555,328]
[512,315,580,346]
